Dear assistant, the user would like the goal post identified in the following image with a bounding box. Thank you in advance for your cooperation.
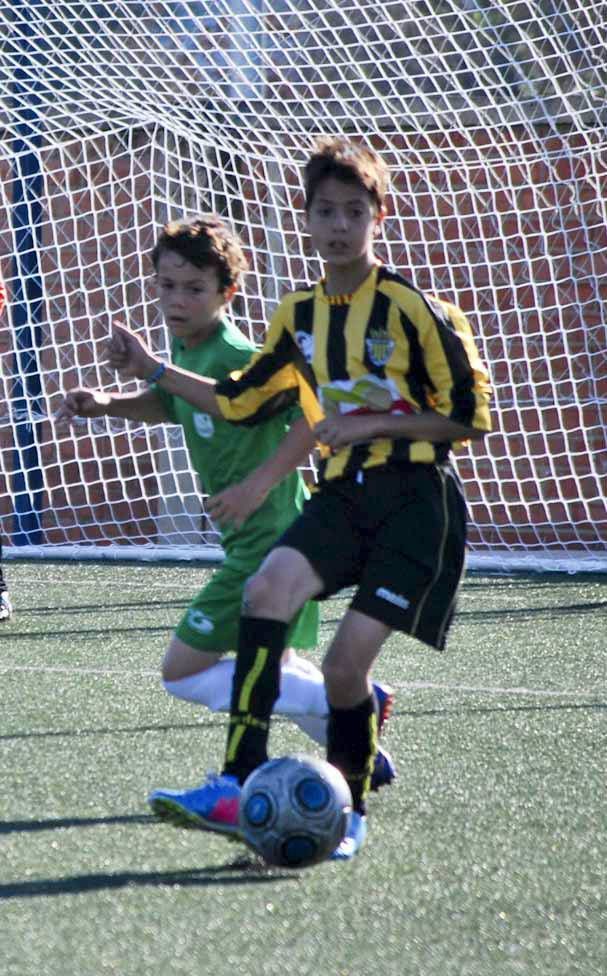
[1,1,605,572]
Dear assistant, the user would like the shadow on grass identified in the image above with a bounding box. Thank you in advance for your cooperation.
[465,573,607,588]
[13,598,190,617]
[0,719,213,741]
[0,715,294,743]
[0,815,298,895]
[454,600,607,624]
[322,599,607,629]
[0,621,336,639]
[0,858,297,898]
[397,700,606,719]
[0,813,157,834]
[0,625,175,640]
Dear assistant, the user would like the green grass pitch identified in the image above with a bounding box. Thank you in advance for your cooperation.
[1,560,605,975]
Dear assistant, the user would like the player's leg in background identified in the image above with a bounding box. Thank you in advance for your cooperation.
[154,551,330,757]
[161,544,395,741]
[0,538,12,622]
[164,638,394,760]
[162,633,326,718]
[147,546,324,832]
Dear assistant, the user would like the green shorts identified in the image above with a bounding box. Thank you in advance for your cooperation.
[175,546,319,653]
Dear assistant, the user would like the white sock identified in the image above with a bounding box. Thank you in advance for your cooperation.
[163,655,329,719]
[163,658,235,711]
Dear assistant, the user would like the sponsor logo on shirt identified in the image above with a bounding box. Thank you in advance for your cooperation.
[320,375,414,417]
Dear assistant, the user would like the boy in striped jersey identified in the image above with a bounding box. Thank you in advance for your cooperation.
[110,138,492,860]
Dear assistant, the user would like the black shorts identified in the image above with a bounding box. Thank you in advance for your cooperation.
[275,463,468,650]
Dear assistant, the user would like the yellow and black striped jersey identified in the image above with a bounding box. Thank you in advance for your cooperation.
[215,264,492,483]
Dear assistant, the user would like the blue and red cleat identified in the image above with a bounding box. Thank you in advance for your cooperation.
[147,773,242,836]
[370,747,396,791]
[370,682,396,792]
[373,681,394,734]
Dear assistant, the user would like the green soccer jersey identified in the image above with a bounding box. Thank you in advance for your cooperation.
[154,319,309,554]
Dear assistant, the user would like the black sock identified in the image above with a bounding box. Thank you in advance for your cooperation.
[327,695,377,815]
[223,616,287,784]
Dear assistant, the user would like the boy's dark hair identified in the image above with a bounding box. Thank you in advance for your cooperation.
[151,214,249,293]
[303,137,389,212]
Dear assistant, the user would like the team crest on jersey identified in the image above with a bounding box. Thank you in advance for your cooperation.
[295,330,315,364]
[194,412,214,439]
[365,328,394,366]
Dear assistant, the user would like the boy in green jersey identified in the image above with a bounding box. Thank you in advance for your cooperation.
[57,214,395,806]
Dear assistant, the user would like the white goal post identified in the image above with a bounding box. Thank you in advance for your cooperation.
[0,1,605,572]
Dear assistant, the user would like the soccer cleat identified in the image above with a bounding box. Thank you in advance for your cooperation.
[370,745,397,792]
[372,681,394,735]
[147,773,242,836]
[370,683,397,791]
[329,811,367,861]
[0,592,12,622]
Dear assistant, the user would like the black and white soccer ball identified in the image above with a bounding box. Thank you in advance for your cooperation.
[239,754,352,868]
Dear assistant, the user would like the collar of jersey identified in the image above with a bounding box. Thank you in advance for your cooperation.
[173,319,229,353]
[317,263,381,306]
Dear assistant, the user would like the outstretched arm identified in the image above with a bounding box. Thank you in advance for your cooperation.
[55,387,170,425]
[207,415,317,529]
[108,321,222,417]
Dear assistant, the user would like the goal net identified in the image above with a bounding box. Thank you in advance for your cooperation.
[1,0,605,571]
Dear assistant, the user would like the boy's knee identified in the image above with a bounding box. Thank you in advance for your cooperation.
[242,569,279,616]
[161,655,186,683]
[161,642,218,682]
[242,549,316,619]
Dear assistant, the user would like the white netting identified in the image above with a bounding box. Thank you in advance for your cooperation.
[0,1,605,570]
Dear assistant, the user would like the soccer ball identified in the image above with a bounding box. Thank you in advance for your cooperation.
[239,754,352,868]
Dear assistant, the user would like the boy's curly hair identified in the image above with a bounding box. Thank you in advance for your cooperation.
[151,214,249,293]
[303,137,389,212]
